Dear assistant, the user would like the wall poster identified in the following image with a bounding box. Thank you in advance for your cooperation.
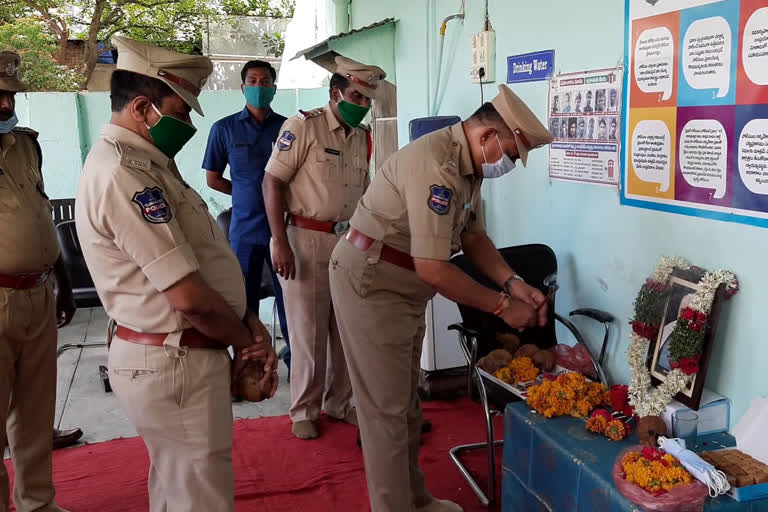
[548,67,624,186]
[623,0,768,227]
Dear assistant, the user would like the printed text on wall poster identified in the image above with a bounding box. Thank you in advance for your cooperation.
[548,68,624,185]
[622,0,768,227]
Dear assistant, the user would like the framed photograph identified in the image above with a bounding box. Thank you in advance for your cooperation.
[645,268,727,410]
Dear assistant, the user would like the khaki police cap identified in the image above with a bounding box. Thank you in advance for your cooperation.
[491,84,553,167]
[113,36,213,116]
[334,56,386,100]
[0,51,26,93]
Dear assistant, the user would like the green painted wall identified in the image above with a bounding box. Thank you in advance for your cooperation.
[351,0,762,426]
[329,21,397,83]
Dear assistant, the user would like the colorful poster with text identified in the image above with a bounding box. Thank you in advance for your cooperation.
[622,0,768,227]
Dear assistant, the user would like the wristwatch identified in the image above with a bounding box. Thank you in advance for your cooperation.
[503,274,525,296]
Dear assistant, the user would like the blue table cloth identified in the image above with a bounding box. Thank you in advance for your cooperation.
[502,401,768,511]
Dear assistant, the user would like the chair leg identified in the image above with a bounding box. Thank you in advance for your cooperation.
[449,338,504,506]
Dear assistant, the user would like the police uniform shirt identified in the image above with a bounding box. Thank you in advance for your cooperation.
[0,128,59,274]
[76,124,246,333]
[350,123,484,261]
[202,108,287,245]
[264,104,369,222]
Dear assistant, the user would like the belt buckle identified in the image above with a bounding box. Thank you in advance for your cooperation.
[333,221,349,235]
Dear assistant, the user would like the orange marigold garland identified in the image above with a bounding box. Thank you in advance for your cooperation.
[493,357,539,384]
[526,372,608,418]
[585,415,609,433]
[584,409,631,441]
[621,447,693,494]
[605,419,630,441]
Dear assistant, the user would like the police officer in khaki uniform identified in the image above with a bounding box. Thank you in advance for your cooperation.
[329,85,554,512]
[263,56,383,440]
[75,37,277,511]
[0,50,77,512]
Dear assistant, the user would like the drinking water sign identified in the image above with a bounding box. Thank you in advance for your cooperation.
[506,50,555,84]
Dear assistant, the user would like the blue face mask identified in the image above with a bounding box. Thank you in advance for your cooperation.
[243,86,275,109]
[0,113,18,134]
[481,135,517,179]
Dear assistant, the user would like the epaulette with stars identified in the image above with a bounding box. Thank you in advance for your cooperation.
[297,108,324,120]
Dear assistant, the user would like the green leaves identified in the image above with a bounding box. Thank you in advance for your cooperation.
[632,283,669,326]
[0,18,82,91]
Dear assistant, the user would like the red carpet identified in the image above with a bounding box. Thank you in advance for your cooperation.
[6,399,502,511]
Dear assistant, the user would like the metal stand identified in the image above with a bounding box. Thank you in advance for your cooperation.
[448,328,502,506]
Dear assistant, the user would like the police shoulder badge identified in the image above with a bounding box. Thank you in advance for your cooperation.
[277,130,295,151]
[132,186,172,224]
[427,184,453,215]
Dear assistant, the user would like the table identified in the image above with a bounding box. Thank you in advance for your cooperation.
[502,401,768,511]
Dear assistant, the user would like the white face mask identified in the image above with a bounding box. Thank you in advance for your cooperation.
[481,135,517,179]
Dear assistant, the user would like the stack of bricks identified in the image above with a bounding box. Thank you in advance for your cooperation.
[56,41,86,69]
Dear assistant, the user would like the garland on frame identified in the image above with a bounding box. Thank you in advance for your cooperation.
[627,257,739,418]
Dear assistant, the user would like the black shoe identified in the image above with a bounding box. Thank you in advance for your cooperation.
[53,427,83,450]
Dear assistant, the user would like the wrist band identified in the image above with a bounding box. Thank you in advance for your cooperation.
[493,292,510,316]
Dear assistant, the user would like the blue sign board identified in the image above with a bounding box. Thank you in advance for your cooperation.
[506,50,555,84]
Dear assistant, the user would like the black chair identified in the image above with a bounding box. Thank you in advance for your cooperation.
[55,220,111,392]
[216,208,279,346]
[447,244,615,506]
[50,198,76,225]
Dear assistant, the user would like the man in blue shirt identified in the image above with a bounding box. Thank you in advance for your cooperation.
[203,60,291,374]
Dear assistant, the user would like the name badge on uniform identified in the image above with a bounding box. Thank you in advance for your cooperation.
[324,148,340,156]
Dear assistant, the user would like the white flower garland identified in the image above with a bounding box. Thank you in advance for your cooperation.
[627,257,737,418]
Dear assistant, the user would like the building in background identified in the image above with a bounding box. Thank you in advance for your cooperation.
[203,15,290,90]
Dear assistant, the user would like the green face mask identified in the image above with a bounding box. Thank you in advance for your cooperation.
[337,93,370,128]
[146,104,197,159]
[244,85,275,109]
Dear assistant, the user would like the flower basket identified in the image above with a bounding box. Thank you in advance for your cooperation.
[612,446,708,512]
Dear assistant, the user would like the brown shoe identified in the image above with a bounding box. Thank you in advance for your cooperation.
[53,427,83,450]
[292,420,318,440]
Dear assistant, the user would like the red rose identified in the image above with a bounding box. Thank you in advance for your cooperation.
[591,408,613,422]
[696,311,707,323]
[680,308,696,321]
[689,321,703,332]
[630,321,659,340]
[609,385,634,417]
[641,446,664,461]
[671,355,700,375]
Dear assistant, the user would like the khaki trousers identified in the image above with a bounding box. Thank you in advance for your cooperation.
[108,337,234,512]
[279,226,352,422]
[329,238,435,512]
[0,284,64,512]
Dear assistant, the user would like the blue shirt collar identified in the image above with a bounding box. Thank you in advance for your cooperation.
[238,106,273,122]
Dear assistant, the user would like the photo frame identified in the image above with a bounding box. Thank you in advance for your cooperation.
[645,268,727,410]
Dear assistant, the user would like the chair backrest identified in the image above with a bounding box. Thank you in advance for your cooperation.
[50,198,76,225]
[409,116,462,142]
[450,244,558,356]
[216,208,232,242]
[55,220,102,308]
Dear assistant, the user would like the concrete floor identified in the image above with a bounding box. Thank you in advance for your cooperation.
[55,307,291,445]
